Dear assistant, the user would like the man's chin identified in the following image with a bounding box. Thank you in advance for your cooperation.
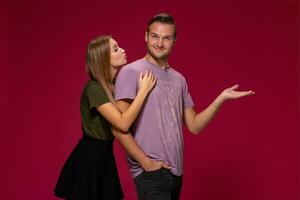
[151,53,168,60]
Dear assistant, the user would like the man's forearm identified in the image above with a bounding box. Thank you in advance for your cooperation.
[191,95,225,134]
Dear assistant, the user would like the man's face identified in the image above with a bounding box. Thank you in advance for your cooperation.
[145,22,176,60]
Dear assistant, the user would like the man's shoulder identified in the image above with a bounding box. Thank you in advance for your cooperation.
[170,67,187,82]
[115,59,146,88]
[121,59,145,72]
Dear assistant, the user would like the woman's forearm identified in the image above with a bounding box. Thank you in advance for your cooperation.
[112,127,151,168]
[118,90,148,131]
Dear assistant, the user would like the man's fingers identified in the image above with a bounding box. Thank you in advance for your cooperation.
[230,84,239,90]
[161,162,171,169]
[243,91,255,96]
[233,90,255,99]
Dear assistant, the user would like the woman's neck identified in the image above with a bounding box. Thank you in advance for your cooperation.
[110,67,118,81]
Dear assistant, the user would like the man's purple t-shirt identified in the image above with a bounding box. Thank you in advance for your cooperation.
[114,59,194,178]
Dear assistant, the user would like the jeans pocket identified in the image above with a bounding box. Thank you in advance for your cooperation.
[144,167,164,174]
[143,167,170,180]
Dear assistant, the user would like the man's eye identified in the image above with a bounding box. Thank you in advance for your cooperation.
[114,48,118,52]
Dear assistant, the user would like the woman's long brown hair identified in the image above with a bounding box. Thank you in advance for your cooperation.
[86,35,114,102]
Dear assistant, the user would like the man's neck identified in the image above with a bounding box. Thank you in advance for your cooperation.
[144,54,169,69]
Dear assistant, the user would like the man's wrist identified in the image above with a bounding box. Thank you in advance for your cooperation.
[213,95,225,110]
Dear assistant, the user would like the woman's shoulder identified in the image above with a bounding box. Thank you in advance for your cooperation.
[84,79,97,88]
[83,80,105,93]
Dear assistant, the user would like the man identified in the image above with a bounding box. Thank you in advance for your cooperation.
[112,13,254,200]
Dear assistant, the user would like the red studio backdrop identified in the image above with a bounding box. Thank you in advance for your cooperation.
[1,0,299,199]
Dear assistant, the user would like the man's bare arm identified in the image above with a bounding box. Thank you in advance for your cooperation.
[184,84,255,134]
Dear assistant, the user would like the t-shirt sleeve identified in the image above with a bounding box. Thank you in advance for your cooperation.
[86,82,110,110]
[114,67,138,101]
[183,79,195,108]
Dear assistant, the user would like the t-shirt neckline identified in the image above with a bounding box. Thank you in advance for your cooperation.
[140,58,171,72]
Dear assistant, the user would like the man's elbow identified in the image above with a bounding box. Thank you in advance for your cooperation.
[188,126,203,135]
[189,128,199,135]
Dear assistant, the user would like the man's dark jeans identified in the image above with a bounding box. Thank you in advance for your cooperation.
[134,168,182,200]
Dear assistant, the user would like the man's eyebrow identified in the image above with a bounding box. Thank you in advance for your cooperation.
[150,32,173,37]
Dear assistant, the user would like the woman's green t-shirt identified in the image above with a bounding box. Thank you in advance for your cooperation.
[80,80,113,140]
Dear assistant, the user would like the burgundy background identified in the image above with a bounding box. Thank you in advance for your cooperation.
[1,0,299,199]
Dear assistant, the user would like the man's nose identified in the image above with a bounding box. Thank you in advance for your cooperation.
[157,38,164,48]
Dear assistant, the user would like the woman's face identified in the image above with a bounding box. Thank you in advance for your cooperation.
[110,38,127,68]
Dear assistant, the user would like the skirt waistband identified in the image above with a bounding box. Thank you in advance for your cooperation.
[80,135,114,149]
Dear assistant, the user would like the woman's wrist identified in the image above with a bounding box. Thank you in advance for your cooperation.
[140,157,152,170]
[137,88,148,99]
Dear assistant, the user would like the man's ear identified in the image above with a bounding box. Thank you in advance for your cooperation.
[145,32,148,42]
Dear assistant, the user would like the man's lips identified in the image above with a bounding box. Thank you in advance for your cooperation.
[153,47,165,52]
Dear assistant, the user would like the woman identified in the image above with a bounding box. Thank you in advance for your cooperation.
[54,35,156,200]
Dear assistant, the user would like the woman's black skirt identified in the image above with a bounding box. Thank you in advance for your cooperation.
[54,135,123,200]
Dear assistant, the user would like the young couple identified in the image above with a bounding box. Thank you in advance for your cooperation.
[54,13,254,200]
